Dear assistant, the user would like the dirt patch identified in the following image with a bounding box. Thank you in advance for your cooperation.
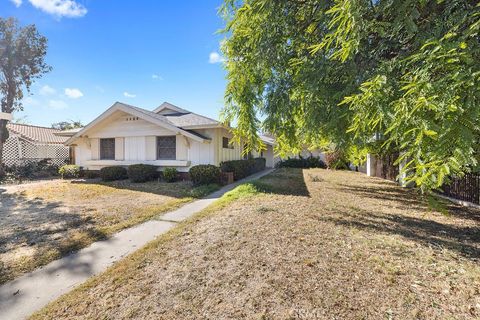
[32,169,480,319]
[0,179,200,284]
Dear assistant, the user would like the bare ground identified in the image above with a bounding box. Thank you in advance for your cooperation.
[31,169,480,319]
[0,179,204,284]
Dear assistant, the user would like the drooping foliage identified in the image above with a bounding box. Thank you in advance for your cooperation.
[220,0,480,191]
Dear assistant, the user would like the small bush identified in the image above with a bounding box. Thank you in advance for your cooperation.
[220,157,266,181]
[189,165,220,185]
[37,158,60,176]
[188,183,220,198]
[162,167,177,183]
[324,151,349,170]
[100,166,128,181]
[59,165,81,179]
[276,156,326,169]
[84,170,100,179]
[220,160,250,180]
[127,164,158,183]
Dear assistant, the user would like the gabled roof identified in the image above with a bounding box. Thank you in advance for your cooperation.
[54,127,83,137]
[153,101,221,129]
[7,123,68,144]
[259,134,275,146]
[65,102,211,145]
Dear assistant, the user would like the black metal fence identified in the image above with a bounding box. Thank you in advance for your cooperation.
[440,173,480,205]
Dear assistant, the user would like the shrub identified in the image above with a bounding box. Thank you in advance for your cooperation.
[220,157,266,180]
[162,167,177,183]
[100,166,128,181]
[127,164,158,182]
[253,157,266,172]
[220,160,250,180]
[84,170,100,179]
[276,156,326,169]
[189,165,220,185]
[324,151,349,170]
[59,165,81,179]
[37,158,60,176]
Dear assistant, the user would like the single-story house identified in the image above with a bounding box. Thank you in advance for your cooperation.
[65,102,275,171]
[2,123,70,167]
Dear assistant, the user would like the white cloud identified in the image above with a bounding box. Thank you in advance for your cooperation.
[64,88,83,99]
[152,74,163,80]
[39,85,56,96]
[123,92,136,98]
[28,0,87,18]
[23,96,40,107]
[209,51,225,64]
[48,99,68,110]
[10,0,22,7]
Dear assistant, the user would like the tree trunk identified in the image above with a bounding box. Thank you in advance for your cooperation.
[0,119,7,176]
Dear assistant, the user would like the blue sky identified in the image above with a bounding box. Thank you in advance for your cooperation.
[0,0,227,127]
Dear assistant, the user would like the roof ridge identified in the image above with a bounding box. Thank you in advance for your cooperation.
[7,122,61,131]
[187,110,221,124]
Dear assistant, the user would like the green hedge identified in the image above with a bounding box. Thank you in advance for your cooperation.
[100,166,128,181]
[189,165,221,185]
[59,165,81,179]
[127,164,158,182]
[162,167,177,183]
[276,156,326,169]
[220,157,266,180]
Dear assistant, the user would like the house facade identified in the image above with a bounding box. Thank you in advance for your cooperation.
[65,102,275,171]
[2,123,70,167]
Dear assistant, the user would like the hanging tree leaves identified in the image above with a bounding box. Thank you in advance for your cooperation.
[220,0,480,191]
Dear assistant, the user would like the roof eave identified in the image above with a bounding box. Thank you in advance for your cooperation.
[65,102,209,145]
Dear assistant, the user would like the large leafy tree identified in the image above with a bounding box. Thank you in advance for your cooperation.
[221,0,480,191]
[0,17,51,172]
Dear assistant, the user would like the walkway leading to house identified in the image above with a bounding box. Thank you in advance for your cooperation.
[0,169,274,320]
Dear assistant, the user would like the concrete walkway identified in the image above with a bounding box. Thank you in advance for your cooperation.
[0,169,273,320]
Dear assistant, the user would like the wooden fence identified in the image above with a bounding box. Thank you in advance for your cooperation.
[440,173,480,205]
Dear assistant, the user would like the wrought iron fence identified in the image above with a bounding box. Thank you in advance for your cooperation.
[440,173,480,205]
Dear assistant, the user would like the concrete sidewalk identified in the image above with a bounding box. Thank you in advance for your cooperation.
[0,169,273,320]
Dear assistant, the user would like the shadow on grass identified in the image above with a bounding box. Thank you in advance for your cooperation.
[0,190,107,285]
[327,180,480,262]
[252,168,310,197]
[76,178,218,199]
[316,207,480,262]
[337,181,480,224]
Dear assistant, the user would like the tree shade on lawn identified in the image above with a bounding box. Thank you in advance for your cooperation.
[220,0,480,192]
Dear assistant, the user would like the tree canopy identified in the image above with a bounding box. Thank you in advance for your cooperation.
[0,17,50,170]
[51,120,83,131]
[220,0,480,191]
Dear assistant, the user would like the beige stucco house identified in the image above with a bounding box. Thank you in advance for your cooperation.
[65,102,275,171]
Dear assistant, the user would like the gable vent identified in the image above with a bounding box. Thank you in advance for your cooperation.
[125,116,139,121]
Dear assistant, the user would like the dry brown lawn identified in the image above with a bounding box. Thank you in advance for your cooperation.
[0,179,213,284]
[31,169,480,319]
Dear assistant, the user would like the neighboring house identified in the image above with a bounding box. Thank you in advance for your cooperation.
[2,123,70,167]
[64,102,275,171]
